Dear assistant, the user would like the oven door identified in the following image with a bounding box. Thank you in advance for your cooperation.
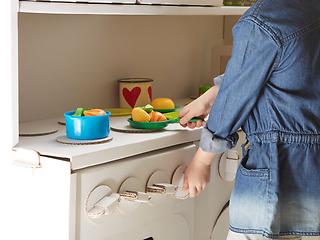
[74,143,197,240]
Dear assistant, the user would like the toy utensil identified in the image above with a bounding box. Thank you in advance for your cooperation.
[127,116,204,130]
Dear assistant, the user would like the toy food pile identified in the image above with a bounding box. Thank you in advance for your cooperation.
[151,98,175,109]
[73,108,106,116]
[132,104,167,122]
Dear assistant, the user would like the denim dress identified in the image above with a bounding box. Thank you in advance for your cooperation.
[199,0,320,238]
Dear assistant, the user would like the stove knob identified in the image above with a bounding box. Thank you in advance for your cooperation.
[171,165,189,199]
[146,183,177,195]
[118,177,150,214]
[119,190,151,203]
[146,170,175,206]
[218,149,240,181]
[85,185,119,222]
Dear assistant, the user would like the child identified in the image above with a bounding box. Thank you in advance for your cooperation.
[178,0,320,239]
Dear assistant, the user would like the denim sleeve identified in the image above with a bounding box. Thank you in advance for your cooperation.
[201,19,279,153]
[200,122,239,153]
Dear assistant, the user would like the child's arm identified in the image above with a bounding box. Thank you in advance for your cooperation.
[182,147,216,198]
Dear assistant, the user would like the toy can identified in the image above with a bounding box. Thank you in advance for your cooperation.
[118,78,153,109]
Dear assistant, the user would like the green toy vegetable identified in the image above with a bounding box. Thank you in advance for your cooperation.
[138,104,154,113]
[200,85,212,94]
[72,108,93,116]
[223,1,244,6]
[73,108,83,116]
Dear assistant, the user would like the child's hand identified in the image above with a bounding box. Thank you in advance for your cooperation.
[182,147,216,198]
[178,85,219,129]
[182,158,211,198]
[178,98,209,129]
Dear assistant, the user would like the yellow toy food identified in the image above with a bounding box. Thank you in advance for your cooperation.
[132,107,151,122]
[149,111,167,122]
[151,98,175,109]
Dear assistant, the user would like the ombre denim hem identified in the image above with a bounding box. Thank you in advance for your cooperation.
[227,229,303,240]
[229,225,320,239]
[229,131,320,240]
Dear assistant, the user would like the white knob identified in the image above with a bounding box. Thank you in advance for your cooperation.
[85,185,119,221]
[146,170,171,206]
[118,177,149,214]
[119,190,151,202]
[171,165,189,199]
[88,193,119,217]
[147,183,177,195]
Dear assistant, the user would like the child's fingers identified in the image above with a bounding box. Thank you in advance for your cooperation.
[179,111,196,125]
[181,176,189,192]
[188,186,198,198]
[195,119,205,128]
[178,109,192,125]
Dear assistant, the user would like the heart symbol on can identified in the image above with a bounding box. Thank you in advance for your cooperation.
[123,87,141,108]
[148,86,152,101]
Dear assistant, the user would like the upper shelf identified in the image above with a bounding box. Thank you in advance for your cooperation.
[19,1,249,16]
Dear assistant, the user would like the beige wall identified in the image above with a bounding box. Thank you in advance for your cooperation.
[18,13,233,122]
[223,15,240,45]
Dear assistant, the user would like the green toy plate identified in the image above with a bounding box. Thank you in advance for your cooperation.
[153,105,180,113]
[128,118,176,129]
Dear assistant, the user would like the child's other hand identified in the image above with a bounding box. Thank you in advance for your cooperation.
[181,147,216,198]
[182,159,211,198]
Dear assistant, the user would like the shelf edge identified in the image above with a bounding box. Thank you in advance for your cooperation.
[19,1,249,15]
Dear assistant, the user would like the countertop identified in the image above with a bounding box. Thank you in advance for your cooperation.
[15,100,202,170]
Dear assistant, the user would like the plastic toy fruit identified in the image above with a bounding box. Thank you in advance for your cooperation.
[149,111,167,122]
[83,109,107,116]
[151,98,175,109]
[132,107,151,122]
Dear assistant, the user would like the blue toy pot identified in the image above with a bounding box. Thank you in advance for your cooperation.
[64,110,111,140]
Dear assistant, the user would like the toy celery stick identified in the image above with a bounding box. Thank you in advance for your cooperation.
[73,108,83,116]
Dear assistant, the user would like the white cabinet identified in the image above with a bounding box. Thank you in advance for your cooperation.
[5,154,72,239]
[0,1,19,151]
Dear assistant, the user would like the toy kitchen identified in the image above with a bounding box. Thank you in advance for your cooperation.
[1,1,255,240]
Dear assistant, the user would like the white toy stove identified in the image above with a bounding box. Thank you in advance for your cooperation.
[7,114,246,240]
